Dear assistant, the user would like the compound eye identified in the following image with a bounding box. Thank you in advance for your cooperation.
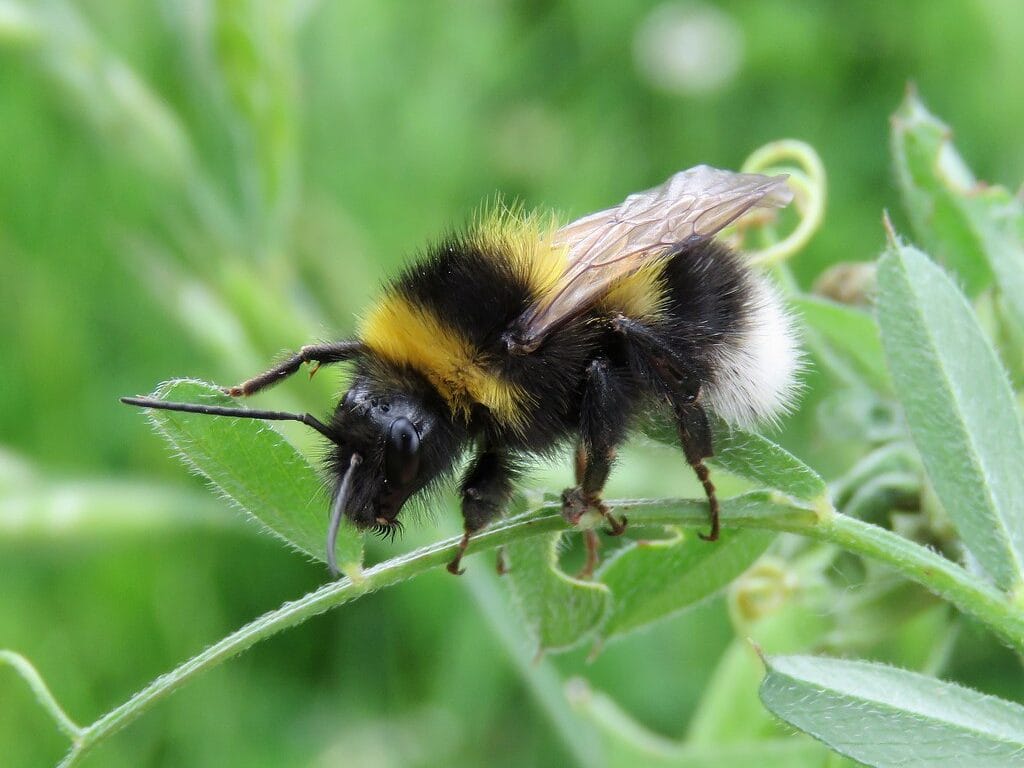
[385,417,420,486]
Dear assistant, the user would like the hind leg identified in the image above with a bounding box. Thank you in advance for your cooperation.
[676,401,719,541]
[613,316,720,541]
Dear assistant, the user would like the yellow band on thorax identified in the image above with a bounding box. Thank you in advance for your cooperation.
[359,294,526,426]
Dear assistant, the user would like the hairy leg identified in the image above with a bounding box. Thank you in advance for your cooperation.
[449,448,516,575]
[562,358,630,535]
[613,315,720,540]
[676,401,719,541]
[227,341,364,397]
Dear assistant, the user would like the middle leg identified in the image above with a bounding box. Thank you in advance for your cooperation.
[562,358,631,535]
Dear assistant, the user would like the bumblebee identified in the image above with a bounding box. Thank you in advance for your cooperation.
[124,166,801,577]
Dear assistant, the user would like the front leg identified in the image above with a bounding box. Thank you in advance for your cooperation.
[449,449,517,575]
[563,358,630,535]
[227,341,364,397]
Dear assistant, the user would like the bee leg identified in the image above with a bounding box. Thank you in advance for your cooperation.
[612,315,719,540]
[226,340,364,397]
[574,443,587,485]
[448,531,471,576]
[675,402,719,541]
[562,359,629,535]
[450,449,516,575]
[576,529,601,580]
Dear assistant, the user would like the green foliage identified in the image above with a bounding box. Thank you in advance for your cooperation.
[596,528,774,644]
[572,678,831,768]
[877,242,1024,592]
[4,3,1024,767]
[891,88,994,295]
[792,295,891,392]
[760,654,1024,767]
[644,419,829,502]
[506,530,612,653]
[138,379,364,571]
[708,422,828,502]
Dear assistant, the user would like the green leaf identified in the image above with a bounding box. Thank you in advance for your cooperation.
[505,531,611,654]
[134,379,363,573]
[760,654,1024,768]
[8,0,196,185]
[877,244,1024,592]
[645,420,827,503]
[596,528,774,643]
[462,571,605,768]
[711,423,827,502]
[0,480,230,539]
[892,88,1024,326]
[962,187,1024,334]
[794,295,891,392]
[689,556,839,745]
[890,88,992,295]
[570,678,828,768]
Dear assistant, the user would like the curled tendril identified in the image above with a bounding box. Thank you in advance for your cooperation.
[738,139,827,268]
[0,650,81,741]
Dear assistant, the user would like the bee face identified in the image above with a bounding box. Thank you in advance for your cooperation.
[328,376,464,535]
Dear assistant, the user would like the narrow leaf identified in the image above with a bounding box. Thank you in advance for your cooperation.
[211,0,299,233]
[760,654,1024,768]
[962,188,1024,333]
[689,580,838,745]
[597,528,774,643]
[711,423,826,502]
[506,531,611,654]
[9,0,196,185]
[891,88,992,294]
[892,88,1024,328]
[877,245,1024,591]
[0,480,230,538]
[134,379,363,572]
[794,295,891,392]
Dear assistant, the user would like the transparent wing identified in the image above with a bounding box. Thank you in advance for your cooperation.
[511,166,792,352]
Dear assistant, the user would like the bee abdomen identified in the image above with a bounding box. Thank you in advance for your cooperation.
[658,240,801,426]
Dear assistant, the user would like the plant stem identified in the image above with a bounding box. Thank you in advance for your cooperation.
[60,510,565,766]
[59,492,1024,766]
[611,494,1024,653]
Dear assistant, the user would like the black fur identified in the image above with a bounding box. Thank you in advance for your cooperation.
[325,363,469,529]
[648,240,755,399]
[460,449,519,533]
[393,236,532,352]
[578,358,632,496]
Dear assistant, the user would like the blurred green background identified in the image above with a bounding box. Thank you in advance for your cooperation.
[2,1,1022,766]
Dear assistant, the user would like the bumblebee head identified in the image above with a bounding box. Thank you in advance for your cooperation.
[324,371,466,567]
